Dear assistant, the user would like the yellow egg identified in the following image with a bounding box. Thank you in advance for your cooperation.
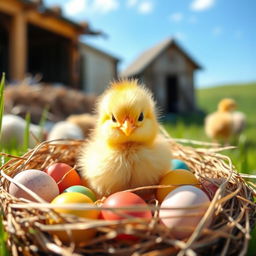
[156,169,199,202]
[50,192,99,244]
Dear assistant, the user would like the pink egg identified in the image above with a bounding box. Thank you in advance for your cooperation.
[102,191,152,221]
[9,169,59,202]
[159,185,210,240]
[201,178,225,200]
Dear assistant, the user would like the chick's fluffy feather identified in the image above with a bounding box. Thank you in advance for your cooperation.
[79,80,171,197]
[80,136,170,196]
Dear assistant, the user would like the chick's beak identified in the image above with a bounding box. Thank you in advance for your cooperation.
[120,119,135,136]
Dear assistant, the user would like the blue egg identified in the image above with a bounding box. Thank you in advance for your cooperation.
[171,159,189,170]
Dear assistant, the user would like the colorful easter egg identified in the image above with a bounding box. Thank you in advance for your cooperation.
[171,159,189,171]
[9,169,59,202]
[102,191,152,221]
[156,169,199,203]
[44,163,81,192]
[101,191,152,241]
[64,185,97,202]
[201,178,224,200]
[159,185,210,239]
[50,192,99,244]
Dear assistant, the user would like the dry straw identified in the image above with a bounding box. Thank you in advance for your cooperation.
[1,134,256,256]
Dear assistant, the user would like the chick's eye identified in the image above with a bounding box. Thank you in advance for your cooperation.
[138,112,144,121]
[112,114,117,122]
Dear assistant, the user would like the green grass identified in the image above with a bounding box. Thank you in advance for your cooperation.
[24,113,31,151]
[0,74,9,256]
[0,73,5,148]
[198,82,256,174]
[0,79,255,255]
[197,82,256,124]
[197,82,256,174]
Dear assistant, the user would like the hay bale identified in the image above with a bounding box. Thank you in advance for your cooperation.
[4,83,97,123]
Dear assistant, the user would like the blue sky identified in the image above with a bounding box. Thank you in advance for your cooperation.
[44,0,256,88]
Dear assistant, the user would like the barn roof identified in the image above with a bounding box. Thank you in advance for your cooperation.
[121,37,202,77]
[80,42,120,63]
[19,0,102,35]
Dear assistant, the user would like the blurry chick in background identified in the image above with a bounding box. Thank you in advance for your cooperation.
[205,98,238,144]
[232,111,246,137]
[79,79,171,197]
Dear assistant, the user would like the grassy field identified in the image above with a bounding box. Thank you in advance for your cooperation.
[1,81,255,255]
[198,82,256,174]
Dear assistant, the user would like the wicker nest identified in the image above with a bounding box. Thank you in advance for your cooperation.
[1,137,256,256]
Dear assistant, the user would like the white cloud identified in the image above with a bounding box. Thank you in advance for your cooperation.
[63,0,119,17]
[126,0,154,15]
[190,0,215,11]
[169,12,183,23]
[64,0,88,16]
[127,0,138,7]
[138,1,154,14]
[91,0,119,14]
[212,26,223,36]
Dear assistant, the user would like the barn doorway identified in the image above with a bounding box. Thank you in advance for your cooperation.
[0,13,10,80]
[27,24,71,85]
[166,75,179,113]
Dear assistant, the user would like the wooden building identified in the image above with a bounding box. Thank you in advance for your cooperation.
[0,0,101,88]
[121,38,202,113]
[79,42,119,95]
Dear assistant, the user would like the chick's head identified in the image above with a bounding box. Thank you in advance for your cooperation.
[96,80,158,146]
[218,98,237,112]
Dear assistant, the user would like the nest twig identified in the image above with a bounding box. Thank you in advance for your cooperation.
[0,137,255,256]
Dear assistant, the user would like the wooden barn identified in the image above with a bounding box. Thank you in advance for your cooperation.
[0,0,104,88]
[121,38,202,113]
[79,42,119,95]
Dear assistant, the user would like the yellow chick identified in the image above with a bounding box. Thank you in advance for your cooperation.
[205,98,237,143]
[78,79,171,197]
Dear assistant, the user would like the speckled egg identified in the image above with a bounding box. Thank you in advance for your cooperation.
[9,169,59,202]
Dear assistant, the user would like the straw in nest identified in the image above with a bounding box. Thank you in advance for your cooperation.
[0,137,256,256]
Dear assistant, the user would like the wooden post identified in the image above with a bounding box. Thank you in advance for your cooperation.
[9,12,27,81]
[69,39,80,89]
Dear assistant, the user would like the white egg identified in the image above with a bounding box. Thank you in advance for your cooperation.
[159,185,211,240]
[0,114,42,148]
[48,121,84,141]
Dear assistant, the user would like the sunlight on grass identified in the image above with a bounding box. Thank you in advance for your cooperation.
[0,74,9,256]
[24,113,31,151]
